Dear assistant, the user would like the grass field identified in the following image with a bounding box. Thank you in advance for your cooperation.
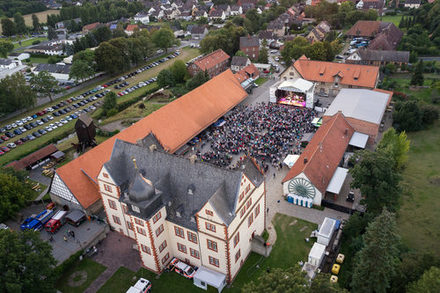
[96,214,317,293]
[56,258,106,293]
[380,14,402,27]
[13,37,48,49]
[254,77,268,86]
[0,10,60,34]
[100,100,165,125]
[0,47,200,166]
[397,119,440,257]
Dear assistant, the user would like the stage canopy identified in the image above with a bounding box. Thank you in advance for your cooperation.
[349,132,369,149]
[278,78,314,93]
[326,167,349,194]
[283,154,300,168]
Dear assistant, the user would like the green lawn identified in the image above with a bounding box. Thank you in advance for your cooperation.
[397,119,440,257]
[13,37,48,49]
[99,101,165,125]
[380,15,402,27]
[255,77,268,86]
[97,214,316,293]
[56,258,107,293]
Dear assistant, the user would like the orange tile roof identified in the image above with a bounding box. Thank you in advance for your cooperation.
[125,24,138,31]
[293,56,379,88]
[55,70,247,209]
[234,63,260,83]
[194,49,230,71]
[282,112,354,194]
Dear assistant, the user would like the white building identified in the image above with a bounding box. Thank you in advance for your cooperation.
[33,63,72,82]
[134,12,150,24]
[99,137,266,285]
[0,58,21,70]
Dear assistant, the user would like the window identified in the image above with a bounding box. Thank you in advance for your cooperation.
[156,224,164,237]
[162,253,170,264]
[233,232,240,247]
[246,184,251,193]
[205,209,213,216]
[209,256,219,267]
[190,248,200,259]
[159,240,167,252]
[141,244,151,255]
[174,226,184,238]
[137,226,146,236]
[240,207,246,218]
[152,211,161,223]
[122,205,128,214]
[127,221,134,231]
[207,239,218,252]
[205,222,216,232]
[134,218,144,226]
[108,199,117,210]
[187,231,198,244]
[246,198,252,209]
[239,191,245,202]
[248,213,254,227]
[112,215,121,225]
[103,173,109,178]
[255,204,260,218]
[177,243,187,253]
[104,184,112,192]
[132,205,140,213]
[235,249,241,263]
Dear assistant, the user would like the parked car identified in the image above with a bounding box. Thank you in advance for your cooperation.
[168,258,197,279]
[7,142,16,148]
[126,278,152,293]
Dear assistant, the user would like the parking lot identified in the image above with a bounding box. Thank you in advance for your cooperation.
[0,50,180,158]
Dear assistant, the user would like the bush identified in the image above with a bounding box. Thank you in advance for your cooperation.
[32,40,41,45]
[431,95,440,104]
[106,108,118,117]
[421,105,439,126]
[96,129,120,137]
[54,249,84,278]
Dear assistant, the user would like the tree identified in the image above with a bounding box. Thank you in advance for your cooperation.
[393,100,424,132]
[411,60,424,86]
[421,104,439,126]
[157,69,175,88]
[281,36,310,65]
[407,266,440,293]
[186,71,210,90]
[0,40,14,58]
[235,50,247,57]
[0,73,36,114]
[258,46,269,64]
[102,91,117,114]
[242,267,309,293]
[170,60,188,83]
[308,42,327,61]
[351,208,401,293]
[95,41,124,74]
[152,28,176,52]
[30,71,59,102]
[0,170,35,221]
[70,60,94,82]
[13,12,26,34]
[32,14,40,32]
[310,273,348,293]
[377,128,410,170]
[1,18,16,37]
[0,230,56,292]
[350,150,401,215]
[48,26,58,40]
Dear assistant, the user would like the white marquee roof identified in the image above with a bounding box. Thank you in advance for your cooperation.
[349,131,369,149]
[326,167,349,194]
[278,78,314,92]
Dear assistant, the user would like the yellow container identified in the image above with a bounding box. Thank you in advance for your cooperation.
[332,264,341,275]
[336,253,345,264]
[330,275,338,283]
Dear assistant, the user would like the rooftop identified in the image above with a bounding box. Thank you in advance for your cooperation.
[193,49,230,71]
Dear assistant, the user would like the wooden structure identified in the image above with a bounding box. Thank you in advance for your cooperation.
[75,114,97,152]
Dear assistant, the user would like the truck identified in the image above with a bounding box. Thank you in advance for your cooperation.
[44,210,68,233]
[20,209,55,231]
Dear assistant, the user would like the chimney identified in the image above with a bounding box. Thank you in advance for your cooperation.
[149,144,157,152]
[189,155,197,164]
[131,157,138,169]
[304,157,308,164]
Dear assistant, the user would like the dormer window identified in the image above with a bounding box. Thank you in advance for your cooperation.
[206,209,214,216]
[132,205,140,213]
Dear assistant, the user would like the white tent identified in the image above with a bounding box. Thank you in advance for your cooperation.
[349,131,369,149]
[278,78,314,93]
[283,154,299,168]
[193,266,226,292]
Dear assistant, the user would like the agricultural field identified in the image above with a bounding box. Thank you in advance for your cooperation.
[0,10,60,34]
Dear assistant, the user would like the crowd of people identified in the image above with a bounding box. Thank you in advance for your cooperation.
[196,102,316,170]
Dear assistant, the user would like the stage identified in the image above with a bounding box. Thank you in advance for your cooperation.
[269,78,315,109]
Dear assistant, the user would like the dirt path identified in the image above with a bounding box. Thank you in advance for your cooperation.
[100,118,141,132]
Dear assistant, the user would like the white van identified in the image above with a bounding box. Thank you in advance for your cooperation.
[126,278,152,293]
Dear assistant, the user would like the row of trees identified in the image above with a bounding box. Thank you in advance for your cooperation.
[0,0,46,18]
[0,12,37,36]
[281,36,341,65]
[46,0,143,29]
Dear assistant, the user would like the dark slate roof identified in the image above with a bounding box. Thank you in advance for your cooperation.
[231,56,249,67]
[77,114,94,127]
[191,25,207,34]
[240,36,259,48]
[357,48,409,63]
[258,30,274,40]
[104,139,264,230]
[0,58,13,65]
[34,63,71,74]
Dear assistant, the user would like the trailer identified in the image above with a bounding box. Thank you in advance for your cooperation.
[45,210,68,233]
[20,209,55,231]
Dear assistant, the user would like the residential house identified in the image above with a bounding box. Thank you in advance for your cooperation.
[404,0,421,8]
[356,0,385,13]
[230,56,251,73]
[190,25,209,39]
[194,9,208,20]
[234,63,260,83]
[346,21,403,50]
[240,36,260,60]
[209,9,226,21]
[267,21,285,38]
[280,55,380,97]
[258,31,275,45]
[306,21,331,43]
[82,22,102,33]
[134,12,150,24]
[178,11,193,21]
[7,52,30,61]
[230,5,243,16]
[49,70,247,215]
[188,49,230,78]
[125,24,139,36]
[26,43,64,56]
[0,58,21,70]
[346,48,410,67]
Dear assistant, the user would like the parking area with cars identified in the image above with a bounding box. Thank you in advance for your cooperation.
[0,50,181,159]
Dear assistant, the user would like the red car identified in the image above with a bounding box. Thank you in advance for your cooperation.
[1,146,10,152]
[1,135,9,141]
[14,139,23,145]
[0,150,4,156]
